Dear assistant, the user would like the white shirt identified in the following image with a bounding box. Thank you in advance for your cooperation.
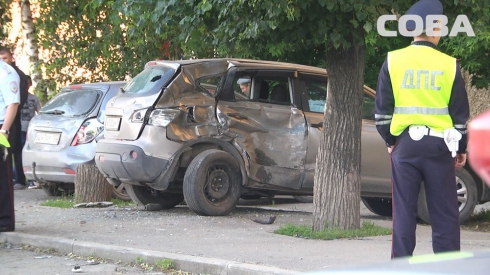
[0,60,20,124]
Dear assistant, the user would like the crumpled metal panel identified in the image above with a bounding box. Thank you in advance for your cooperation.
[155,60,229,108]
[159,69,220,141]
[217,101,307,189]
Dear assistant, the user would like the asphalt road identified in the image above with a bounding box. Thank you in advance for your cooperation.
[0,242,165,275]
[2,188,490,275]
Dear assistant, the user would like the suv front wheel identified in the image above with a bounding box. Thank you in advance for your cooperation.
[183,149,242,216]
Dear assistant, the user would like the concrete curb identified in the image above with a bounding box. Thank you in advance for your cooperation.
[0,232,299,275]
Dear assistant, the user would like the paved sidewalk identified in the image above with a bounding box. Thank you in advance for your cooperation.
[2,189,490,274]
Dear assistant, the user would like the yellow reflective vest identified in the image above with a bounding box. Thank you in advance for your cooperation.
[388,45,456,136]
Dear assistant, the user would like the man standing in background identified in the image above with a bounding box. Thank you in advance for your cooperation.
[21,75,41,189]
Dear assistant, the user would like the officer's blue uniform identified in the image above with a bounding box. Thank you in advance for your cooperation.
[0,59,19,232]
[375,0,469,258]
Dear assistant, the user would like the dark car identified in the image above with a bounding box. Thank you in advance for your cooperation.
[94,59,489,220]
[22,81,129,200]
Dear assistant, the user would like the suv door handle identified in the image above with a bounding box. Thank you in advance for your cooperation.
[311,122,323,128]
[227,113,248,120]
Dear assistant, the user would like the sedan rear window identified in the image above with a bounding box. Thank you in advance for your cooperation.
[123,66,175,94]
[40,89,101,116]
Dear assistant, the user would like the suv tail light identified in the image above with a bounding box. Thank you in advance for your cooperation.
[71,118,104,146]
[148,109,180,127]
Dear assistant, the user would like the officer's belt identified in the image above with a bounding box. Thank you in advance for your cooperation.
[424,127,444,138]
[408,125,444,139]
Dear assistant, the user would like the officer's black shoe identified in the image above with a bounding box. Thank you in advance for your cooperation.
[0,226,14,232]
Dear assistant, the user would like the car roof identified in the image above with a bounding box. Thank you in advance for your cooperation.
[147,58,328,75]
[145,58,376,96]
[61,81,126,92]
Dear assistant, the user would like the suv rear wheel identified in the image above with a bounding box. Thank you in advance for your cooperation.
[183,149,242,216]
[361,198,392,217]
[125,184,184,209]
[418,167,477,224]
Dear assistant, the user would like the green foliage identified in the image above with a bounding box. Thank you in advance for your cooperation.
[40,196,131,208]
[441,19,490,89]
[0,0,13,41]
[41,198,74,208]
[275,221,392,240]
[468,209,490,223]
[135,256,144,263]
[32,0,490,97]
[36,0,166,96]
[155,258,174,269]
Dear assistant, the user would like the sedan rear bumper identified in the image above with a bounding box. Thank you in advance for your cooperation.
[22,142,96,183]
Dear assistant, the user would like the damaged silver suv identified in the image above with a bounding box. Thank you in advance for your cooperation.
[95,59,488,221]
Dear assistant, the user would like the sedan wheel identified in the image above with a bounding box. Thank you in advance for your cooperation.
[111,183,131,201]
[41,183,74,196]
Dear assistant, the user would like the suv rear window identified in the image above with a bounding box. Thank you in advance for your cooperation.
[123,66,175,95]
[40,89,101,116]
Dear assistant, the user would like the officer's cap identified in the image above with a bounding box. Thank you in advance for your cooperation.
[237,76,251,85]
[405,0,443,31]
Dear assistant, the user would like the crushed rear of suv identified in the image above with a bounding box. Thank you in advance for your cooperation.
[95,59,490,220]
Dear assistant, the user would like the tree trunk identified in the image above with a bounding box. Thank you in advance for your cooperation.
[312,34,365,231]
[74,164,112,203]
[20,0,43,98]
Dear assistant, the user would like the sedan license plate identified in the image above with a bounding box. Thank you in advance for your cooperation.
[105,117,121,131]
[34,132,61,145]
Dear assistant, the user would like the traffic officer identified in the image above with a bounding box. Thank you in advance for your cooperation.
[0,59,20,232]
[374,0,469,258]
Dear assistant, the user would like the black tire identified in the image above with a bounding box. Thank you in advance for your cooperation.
[418,167,478,224]
[361,197,393,217]
[125,184,184,209]
[41,183,74,196]
[183,149,242,216]
[292,195,313,203]
[111,183,131,201]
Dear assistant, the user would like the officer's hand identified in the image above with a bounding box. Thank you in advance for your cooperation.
[387,145,395,154]
[455,153,466,168]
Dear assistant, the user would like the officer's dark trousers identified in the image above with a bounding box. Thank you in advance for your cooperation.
[391,131,460,258]
[0,149,15,231]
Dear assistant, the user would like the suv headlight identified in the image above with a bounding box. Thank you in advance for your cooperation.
[148,109,181,127]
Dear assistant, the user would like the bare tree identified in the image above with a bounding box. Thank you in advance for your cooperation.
[20,1,41,92]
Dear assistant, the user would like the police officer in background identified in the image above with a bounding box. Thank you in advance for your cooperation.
[375,0,469,258]
[0,59,20,232]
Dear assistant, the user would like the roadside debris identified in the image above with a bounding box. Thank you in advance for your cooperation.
[72,265,82,273]
[252,215,276,225]
[73,202,114,208]
[145,203,163,211]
